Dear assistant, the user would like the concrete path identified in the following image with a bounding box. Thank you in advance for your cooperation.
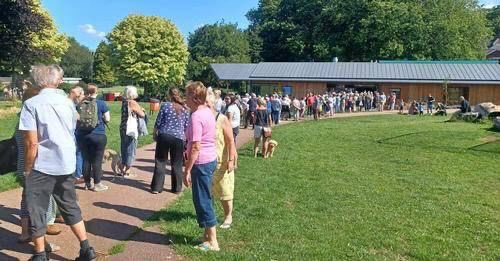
[0,111,399,260]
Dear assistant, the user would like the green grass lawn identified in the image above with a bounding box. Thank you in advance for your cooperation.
[150,115,499,260]
[0,101,157,192]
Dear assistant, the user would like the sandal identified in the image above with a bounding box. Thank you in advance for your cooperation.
[219,223,232,229]
[194,242,220,252]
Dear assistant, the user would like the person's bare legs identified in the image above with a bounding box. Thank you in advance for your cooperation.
[204,226,219,249]
[33,236,45,253]
[263,137,269,158]
[221,200,233,225]
[70,221,88,242]
[254,138,261,158]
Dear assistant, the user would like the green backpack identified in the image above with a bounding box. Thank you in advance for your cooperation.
[79,97,98,131]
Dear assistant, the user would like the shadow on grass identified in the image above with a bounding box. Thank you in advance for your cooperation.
[486,126,500,133]
[148,209,196,223]
[467,140,500,154]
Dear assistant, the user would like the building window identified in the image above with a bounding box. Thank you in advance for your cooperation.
[447,87,469,105]
[390,88,401,99]
[282,86,293,96]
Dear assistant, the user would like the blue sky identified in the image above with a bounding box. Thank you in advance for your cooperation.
[42,0,498,50]
[41,0,259,50]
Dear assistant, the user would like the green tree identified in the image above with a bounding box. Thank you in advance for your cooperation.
[247,0,492,62]
[60,37,93,81]
[486,5,500,38]
[93,41,116,86]
[187,22,250,87]
[108,15,188,96]
[0,0,68,75]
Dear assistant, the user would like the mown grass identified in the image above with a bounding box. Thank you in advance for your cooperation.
[151,115,499,260]
[0,101,157,192]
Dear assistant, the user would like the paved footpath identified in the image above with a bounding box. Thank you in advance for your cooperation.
[0,111,398,260]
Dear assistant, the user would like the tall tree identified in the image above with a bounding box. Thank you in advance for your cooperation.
[486,5,500,38]
[108,15,188,96]
[0,0,68,74]
[60,37,93,81]
[247,0,492,62]
[93,41,116,86]
[187,22,251,87]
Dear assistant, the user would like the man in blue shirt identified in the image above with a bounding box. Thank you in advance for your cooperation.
[19,65,96,261]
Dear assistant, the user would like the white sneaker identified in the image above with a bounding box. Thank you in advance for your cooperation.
[93,183,109,192]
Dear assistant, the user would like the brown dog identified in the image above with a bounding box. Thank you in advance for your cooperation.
[266,140,278,158]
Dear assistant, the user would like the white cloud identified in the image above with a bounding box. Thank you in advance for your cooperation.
[481,0,499,8]
[80,24,106,38]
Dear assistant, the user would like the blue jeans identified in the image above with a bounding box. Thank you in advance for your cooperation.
[75,148,83,178]
[120,132,137,167]
[271,111,280,125]
[192,160,217,228]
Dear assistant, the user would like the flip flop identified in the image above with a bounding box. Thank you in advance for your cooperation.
[219,223,232,229]
[194,242,220,252]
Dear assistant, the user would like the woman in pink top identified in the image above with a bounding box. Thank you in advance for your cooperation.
[183,81,219,251]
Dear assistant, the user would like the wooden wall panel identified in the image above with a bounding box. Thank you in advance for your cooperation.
[277,81,327,98]
[257,81,500,105]
[469,85,500,105]
[381,83,500,105]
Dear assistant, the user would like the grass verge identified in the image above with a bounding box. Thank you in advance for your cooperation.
[152,115,499,260]
[108,243,126,255]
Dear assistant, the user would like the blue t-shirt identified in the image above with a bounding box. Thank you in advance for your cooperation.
[77,99,109,135]
[93,100,109,135]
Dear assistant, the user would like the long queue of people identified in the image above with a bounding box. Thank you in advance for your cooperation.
[15,65,251,260]
[220,90,443,126]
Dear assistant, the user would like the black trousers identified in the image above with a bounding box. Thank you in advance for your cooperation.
[79,133,107,185]
[151,133,184,193]
[245,110,255,128]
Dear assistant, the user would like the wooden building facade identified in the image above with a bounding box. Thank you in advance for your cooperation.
[211,62,500,105]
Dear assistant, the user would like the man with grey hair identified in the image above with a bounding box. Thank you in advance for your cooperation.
[19,65,96,261]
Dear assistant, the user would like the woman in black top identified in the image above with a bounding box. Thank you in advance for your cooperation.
[253,98,272,158]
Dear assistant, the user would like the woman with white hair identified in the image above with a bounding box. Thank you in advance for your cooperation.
[119,86,145,176]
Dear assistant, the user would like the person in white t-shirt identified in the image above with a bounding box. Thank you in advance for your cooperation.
[214,89,225,113]
[225,94,241,144]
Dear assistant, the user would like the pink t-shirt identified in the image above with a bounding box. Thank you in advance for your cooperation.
[186,107,217,165]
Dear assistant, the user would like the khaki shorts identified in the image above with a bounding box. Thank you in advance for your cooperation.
[212,168,235,201]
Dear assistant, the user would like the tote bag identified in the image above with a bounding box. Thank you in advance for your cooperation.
[126,107,138,139]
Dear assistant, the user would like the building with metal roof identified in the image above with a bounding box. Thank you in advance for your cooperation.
[211,62,500,105]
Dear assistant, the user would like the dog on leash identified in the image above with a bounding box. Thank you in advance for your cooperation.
[103,149,123,179]
[266,140,278,158]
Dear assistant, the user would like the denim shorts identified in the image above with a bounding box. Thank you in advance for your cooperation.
[191,160,218,228]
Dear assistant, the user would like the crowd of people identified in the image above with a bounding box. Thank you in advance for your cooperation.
[14,64,456,260]
[14,65,252,259]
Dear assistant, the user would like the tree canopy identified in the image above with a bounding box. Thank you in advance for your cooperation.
[486,5,500,39]
[108,15,188,96]
[0,0,68,74]
[93,41,117,87]
[60,37,93,81]
[187,22,250,87]
[247,0,493,62]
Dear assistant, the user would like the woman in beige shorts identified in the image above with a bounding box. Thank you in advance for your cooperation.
[206,88,238,229]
